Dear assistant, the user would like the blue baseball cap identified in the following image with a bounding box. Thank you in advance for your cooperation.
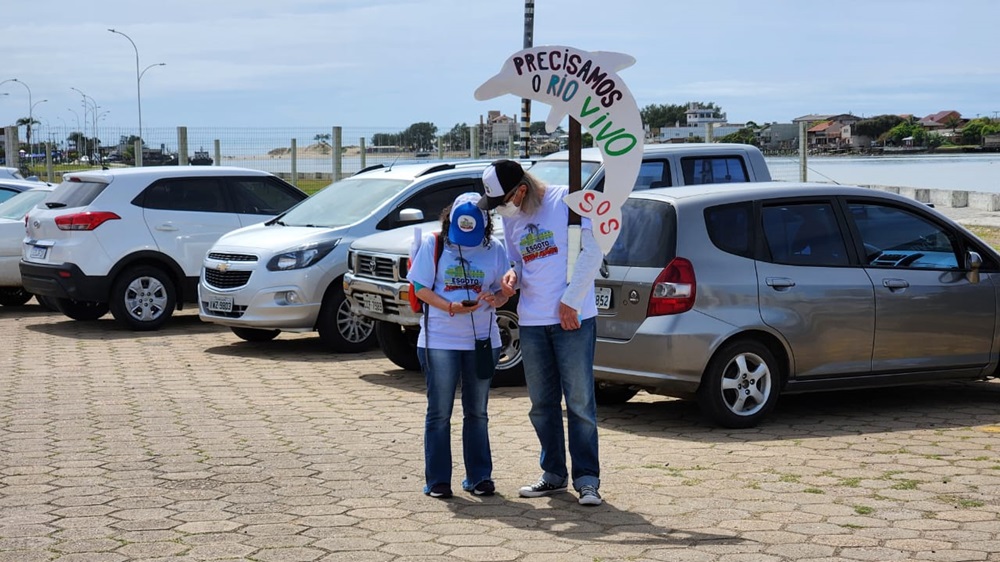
[448,192,487,247]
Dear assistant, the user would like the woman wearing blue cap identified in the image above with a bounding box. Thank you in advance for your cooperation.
[407,192,510,498]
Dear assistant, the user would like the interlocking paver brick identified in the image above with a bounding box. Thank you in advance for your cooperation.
[4,307,1000,560]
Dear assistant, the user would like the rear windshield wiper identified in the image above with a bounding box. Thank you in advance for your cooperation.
[45,202,67,209]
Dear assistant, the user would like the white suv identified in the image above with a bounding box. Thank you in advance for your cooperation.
[20,167,307,330]
[197,161,501,352]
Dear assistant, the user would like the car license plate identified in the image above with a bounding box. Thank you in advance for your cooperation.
[208,296,234,313]
[360,293,383,314]
[595,287,612,310]
[28,245,47,260]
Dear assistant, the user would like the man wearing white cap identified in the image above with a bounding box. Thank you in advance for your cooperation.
[478,160,605,506]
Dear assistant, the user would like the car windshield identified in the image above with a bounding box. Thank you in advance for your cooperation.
[278,176,411,228]
[528,160,601,188]
[0,190,50,220]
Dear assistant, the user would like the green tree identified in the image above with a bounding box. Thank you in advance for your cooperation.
[401,122,438,151]
[15,116,40,150]
[960,117,1000,145]
[640,102,721,129]
[314,133,331,145]
[718,127,758,145]
[442,123,470,151]
[371,132,401,148]
[529,121,548,136]
[854,114,905,141]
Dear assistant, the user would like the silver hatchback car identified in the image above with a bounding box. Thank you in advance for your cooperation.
[593,181,998,428]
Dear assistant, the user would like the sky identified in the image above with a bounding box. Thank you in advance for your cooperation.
[2,0,999,135]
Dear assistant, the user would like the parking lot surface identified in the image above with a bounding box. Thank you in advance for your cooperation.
[2,306,1000,562]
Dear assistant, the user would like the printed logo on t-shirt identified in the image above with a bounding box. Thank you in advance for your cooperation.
[443,257,485,293]
[519,223,558,263]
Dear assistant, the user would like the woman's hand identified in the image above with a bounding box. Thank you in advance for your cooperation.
[479,291,509,309]
[448,300,482,315]
[500,270,518,297]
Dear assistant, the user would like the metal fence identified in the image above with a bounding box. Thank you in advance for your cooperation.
[9,124,522,183]
[7,123,809,185]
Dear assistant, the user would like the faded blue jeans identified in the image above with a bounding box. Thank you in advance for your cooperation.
[520,317,600,491]
[418,346,500,493]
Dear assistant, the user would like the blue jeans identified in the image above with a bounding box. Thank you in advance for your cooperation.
[418,346,500,493]
[520,317,600,491]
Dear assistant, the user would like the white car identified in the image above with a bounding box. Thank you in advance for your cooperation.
[0,166,27,181]
[0,184,54,306]
[198,161,504,352]
[20,167,308,329]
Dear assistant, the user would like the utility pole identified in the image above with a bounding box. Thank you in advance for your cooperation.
[519,0,533,159]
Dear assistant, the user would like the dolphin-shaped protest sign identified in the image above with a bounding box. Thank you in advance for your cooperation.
[475,45,644,254]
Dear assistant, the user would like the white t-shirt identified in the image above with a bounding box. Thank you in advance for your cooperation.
[502,185,598,326]
[407,232,507,350]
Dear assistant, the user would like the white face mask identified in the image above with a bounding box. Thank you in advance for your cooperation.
[494,201,519,218]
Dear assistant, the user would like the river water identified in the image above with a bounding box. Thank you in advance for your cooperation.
[765,153,1000,193]
[221,152,1000,193]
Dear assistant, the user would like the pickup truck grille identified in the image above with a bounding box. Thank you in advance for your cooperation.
[355,253,401,281]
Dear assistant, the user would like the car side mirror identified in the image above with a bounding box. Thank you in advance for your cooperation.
[966,250,982,284]
[398,208,424,223]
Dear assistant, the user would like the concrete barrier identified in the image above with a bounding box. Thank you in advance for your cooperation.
[863,184,1000,211]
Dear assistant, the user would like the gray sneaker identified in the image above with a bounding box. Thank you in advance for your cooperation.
[578,485,602,506]
[519,478,567,498]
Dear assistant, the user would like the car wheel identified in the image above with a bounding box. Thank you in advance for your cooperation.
[594,381,639,405]
[317,284,376,353]
[697,339,780,428]
[109,265,176,331]
[0,287,33,307]
[491,305,524,387]
[54,298,109,321]
[231,327,281,342]
[375,321,421,371]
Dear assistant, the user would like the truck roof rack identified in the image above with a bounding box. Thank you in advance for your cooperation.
[354,163,386,175]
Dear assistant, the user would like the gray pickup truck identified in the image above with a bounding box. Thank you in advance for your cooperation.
[344,143,772,386]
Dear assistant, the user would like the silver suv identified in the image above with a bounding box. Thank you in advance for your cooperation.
[198,161,505,352]
[592,181,998,428]
[345,143,772,386]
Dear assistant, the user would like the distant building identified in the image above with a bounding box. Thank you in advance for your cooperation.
[794,114,861,149]
[658,103,744,143]
[918,110,962,129]
[483,110,518,151]
[757,123,800,150]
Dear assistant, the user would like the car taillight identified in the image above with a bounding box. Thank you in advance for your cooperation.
[54,211,121,231]
[647,257,696,317]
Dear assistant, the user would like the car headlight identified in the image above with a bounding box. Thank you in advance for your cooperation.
[267,239,340,271]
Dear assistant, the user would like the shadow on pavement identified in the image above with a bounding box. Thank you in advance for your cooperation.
[599,381,1000,440]
[444,493,745,546]
[203,340,386,364]
[24,312,225,339]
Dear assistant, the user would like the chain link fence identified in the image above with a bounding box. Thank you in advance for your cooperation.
[7,124,524,182]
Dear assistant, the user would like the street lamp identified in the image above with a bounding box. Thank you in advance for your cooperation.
[1,78,32,152]
[108,28,147,142]
[67,108,81,158]
[29,99,47,156]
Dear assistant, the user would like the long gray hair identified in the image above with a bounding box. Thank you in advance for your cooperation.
[517,171,546,216]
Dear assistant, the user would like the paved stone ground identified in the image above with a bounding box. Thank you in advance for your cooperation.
[2,306,1000,562]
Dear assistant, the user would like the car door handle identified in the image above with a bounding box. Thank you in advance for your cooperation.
[155,223,179,232]
[765,277,796,290]
[882,278,909,290]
